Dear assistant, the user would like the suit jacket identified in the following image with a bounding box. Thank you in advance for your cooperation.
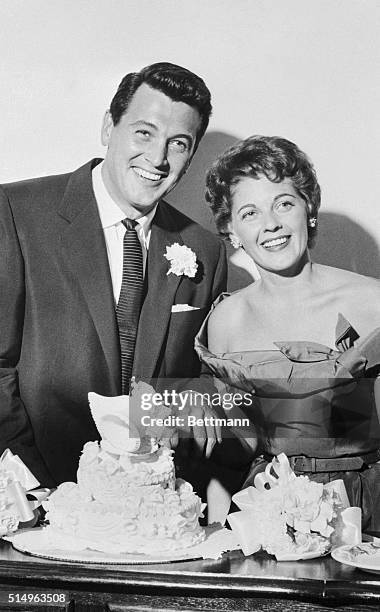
[0,159,227,486]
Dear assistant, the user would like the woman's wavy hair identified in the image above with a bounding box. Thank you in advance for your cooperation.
[205,135,321,247]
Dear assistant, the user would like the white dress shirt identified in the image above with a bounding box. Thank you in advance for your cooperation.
[92,162,157,304]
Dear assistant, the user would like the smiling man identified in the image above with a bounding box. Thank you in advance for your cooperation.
[0,63,227,487]
[101,81,201,216]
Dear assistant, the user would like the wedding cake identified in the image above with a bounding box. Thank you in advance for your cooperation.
[42,391,205,555]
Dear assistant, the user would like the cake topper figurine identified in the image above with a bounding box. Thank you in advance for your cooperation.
[88,392,142,455]
[88,378,177,456]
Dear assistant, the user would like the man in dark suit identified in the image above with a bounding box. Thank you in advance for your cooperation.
[0,63,227,488]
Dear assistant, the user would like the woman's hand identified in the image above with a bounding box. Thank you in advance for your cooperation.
[182,393,223,458]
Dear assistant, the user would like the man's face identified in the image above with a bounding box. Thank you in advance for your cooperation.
[101,83,202,216]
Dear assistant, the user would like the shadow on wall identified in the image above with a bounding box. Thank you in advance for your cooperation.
[168,131,380,291]
[167,130,238,233]
[167,130,253,291]
[312,212,380,279]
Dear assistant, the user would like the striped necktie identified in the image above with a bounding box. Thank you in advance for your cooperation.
[116,218,144,394]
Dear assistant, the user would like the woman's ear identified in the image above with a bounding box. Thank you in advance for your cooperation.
[227,223,242,249]
[306,201,315,219]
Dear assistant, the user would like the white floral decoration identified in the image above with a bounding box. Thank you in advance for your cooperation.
[164,243,198,278]
[0,468,20,537]
[229,454,348,560]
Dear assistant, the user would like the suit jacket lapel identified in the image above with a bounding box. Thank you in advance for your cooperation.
[133,203,183,380]
[58,160,120,392]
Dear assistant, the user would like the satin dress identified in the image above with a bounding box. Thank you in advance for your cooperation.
[195,294,380,530]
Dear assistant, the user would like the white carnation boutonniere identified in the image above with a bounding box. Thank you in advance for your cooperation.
[164,243,198,278]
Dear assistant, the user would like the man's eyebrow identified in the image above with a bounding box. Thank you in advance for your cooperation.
[130,120,157,129]
[130,122,193,142]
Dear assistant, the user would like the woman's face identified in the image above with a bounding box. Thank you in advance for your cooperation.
[228,175,309,276]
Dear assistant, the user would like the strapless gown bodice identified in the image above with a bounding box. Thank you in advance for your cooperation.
[195,294,380,458]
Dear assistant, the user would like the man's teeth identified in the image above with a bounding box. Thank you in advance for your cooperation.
[262,237,288,248]
[134,168,162,181]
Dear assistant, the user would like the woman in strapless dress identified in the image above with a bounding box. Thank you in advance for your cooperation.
[196,135,380,529]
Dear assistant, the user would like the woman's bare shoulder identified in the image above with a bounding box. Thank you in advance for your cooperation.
[317,265,380,329]
[209,289,247,323]
[335,268,378,301]
[207,285,257,352]
[317,264,379,293]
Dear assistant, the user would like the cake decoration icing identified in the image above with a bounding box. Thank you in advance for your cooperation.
[42,388,205,554]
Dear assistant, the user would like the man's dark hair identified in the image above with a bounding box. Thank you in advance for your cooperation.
[109,62,212,148]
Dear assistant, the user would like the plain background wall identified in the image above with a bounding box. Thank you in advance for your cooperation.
[1,0,379,285]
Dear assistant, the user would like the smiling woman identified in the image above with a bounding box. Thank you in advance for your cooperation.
[228,176,309,277]
[195,135,380,528]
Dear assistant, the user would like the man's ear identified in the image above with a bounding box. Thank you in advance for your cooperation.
[183,159,192,175]
[101,110,113,146]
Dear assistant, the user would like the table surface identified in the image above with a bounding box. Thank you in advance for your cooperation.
[0,537,380,606]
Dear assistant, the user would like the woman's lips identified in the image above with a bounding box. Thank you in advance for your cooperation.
[261,236,290,250]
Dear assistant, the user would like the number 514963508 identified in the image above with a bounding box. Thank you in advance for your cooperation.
[7,592,67,604]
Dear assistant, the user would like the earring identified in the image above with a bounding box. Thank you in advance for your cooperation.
[230,235,242,249]
[308,217,317,228]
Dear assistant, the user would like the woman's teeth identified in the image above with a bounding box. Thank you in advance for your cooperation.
[262,236,288,248]
[134,168,162,181]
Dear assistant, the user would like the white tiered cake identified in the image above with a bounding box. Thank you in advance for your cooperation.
[42,391,205,555]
